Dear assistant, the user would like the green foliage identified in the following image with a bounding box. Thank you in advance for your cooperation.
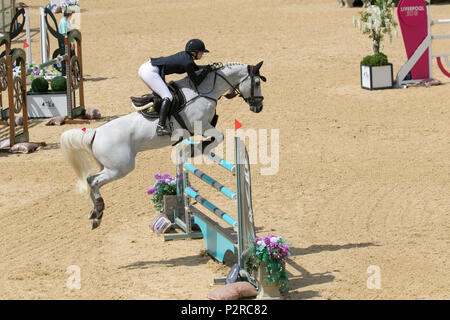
[31,77,49,93]
[361,52,389,66]
[147,174,177,212]
[354,0,398,55]
[50,76,67,92]
[246,235,290,292]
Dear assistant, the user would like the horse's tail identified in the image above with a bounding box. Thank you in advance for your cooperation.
[60,128,100,197]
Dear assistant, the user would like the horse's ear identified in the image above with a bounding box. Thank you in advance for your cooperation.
[255,61,263,71]
[254,61,266,81]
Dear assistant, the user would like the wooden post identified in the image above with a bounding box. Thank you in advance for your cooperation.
[65,35,72,118]
[21,57,28,136]
[77,38,84,109]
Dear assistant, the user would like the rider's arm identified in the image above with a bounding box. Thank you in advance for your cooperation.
[186,63,209,87]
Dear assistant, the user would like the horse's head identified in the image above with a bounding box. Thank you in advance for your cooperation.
[236,61,266,113]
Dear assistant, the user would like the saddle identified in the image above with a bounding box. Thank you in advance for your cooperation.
[131,81,219,140]
[131,81,186,119]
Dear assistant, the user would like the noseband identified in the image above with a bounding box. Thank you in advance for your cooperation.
[215,64,266,107]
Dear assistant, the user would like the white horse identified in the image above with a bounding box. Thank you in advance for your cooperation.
[61,61,265,229]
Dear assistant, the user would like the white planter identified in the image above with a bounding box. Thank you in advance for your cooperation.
[27,91,69,118]
[361,63,393,90]
[256,263,282,300]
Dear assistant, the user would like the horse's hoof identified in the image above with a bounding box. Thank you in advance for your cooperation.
[88,210,98,220]
[91,219,102,230]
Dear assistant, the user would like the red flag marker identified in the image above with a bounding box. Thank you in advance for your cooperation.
[82,128,86,132]
[235,119,242,131]
[23,41,29,48]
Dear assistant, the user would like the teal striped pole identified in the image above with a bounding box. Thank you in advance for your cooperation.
[184,163,236,201]
[209,152,236,174]
[182,139,236,173]
[185,187,237,229]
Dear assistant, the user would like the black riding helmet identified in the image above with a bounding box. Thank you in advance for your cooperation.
[185,39,209,53]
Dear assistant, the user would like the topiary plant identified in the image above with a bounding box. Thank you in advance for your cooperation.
[31,77,49,93]
[361,52,389,66]
[50,76,67,92]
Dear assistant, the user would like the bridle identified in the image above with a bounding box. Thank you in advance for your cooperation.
[213,63,266,111]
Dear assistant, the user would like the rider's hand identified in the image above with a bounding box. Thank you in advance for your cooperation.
[205,64,213,72]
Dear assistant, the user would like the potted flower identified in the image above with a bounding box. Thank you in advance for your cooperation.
[354,0,398,90]
[147,173,178,222]
[246,235,290,299]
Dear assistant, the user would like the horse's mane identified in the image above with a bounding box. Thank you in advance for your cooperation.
[175,61,247,94]
[221,61,247,69]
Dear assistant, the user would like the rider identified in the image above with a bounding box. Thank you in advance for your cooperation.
[138,39,212,136]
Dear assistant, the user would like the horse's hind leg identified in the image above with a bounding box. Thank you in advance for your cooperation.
[87,166,133,229]
[87,172,105,220]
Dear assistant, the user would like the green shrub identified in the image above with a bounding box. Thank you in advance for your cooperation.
[50,76,67,92]
[361,52,389,66]
[31,77,49,93]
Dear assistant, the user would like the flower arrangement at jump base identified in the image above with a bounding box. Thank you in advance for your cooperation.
[353,0,398,89]
[13,62,62,83]
[246,235,290,296]
[147,173,177,213]
[147,173,177,235]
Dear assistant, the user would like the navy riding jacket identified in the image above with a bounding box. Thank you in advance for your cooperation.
[150,51,209,87]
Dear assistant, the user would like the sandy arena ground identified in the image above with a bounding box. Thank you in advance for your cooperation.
[0,0,449,299]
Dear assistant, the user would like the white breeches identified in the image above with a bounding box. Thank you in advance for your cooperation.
[138,61,173,101]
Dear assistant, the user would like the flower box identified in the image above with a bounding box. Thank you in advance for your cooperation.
[360,63,394,90]
[27,91,69,118]
[163,194,182,223]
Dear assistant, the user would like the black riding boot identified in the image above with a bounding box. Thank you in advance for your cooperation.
[156,98,172,136]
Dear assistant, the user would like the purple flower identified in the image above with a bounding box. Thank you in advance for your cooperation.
[162,173,172,180]
[154,174,162,180]
[147,187,158,195]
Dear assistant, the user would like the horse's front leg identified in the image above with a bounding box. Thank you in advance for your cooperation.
[190,121,224,157]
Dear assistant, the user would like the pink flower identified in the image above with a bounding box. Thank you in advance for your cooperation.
[147,187,158,195]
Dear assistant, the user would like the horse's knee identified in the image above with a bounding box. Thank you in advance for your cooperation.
[87,174,96,186]
[201,134,223,155]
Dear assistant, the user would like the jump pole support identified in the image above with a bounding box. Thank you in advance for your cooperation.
[396,0,450,87]
[165,137,256,286]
